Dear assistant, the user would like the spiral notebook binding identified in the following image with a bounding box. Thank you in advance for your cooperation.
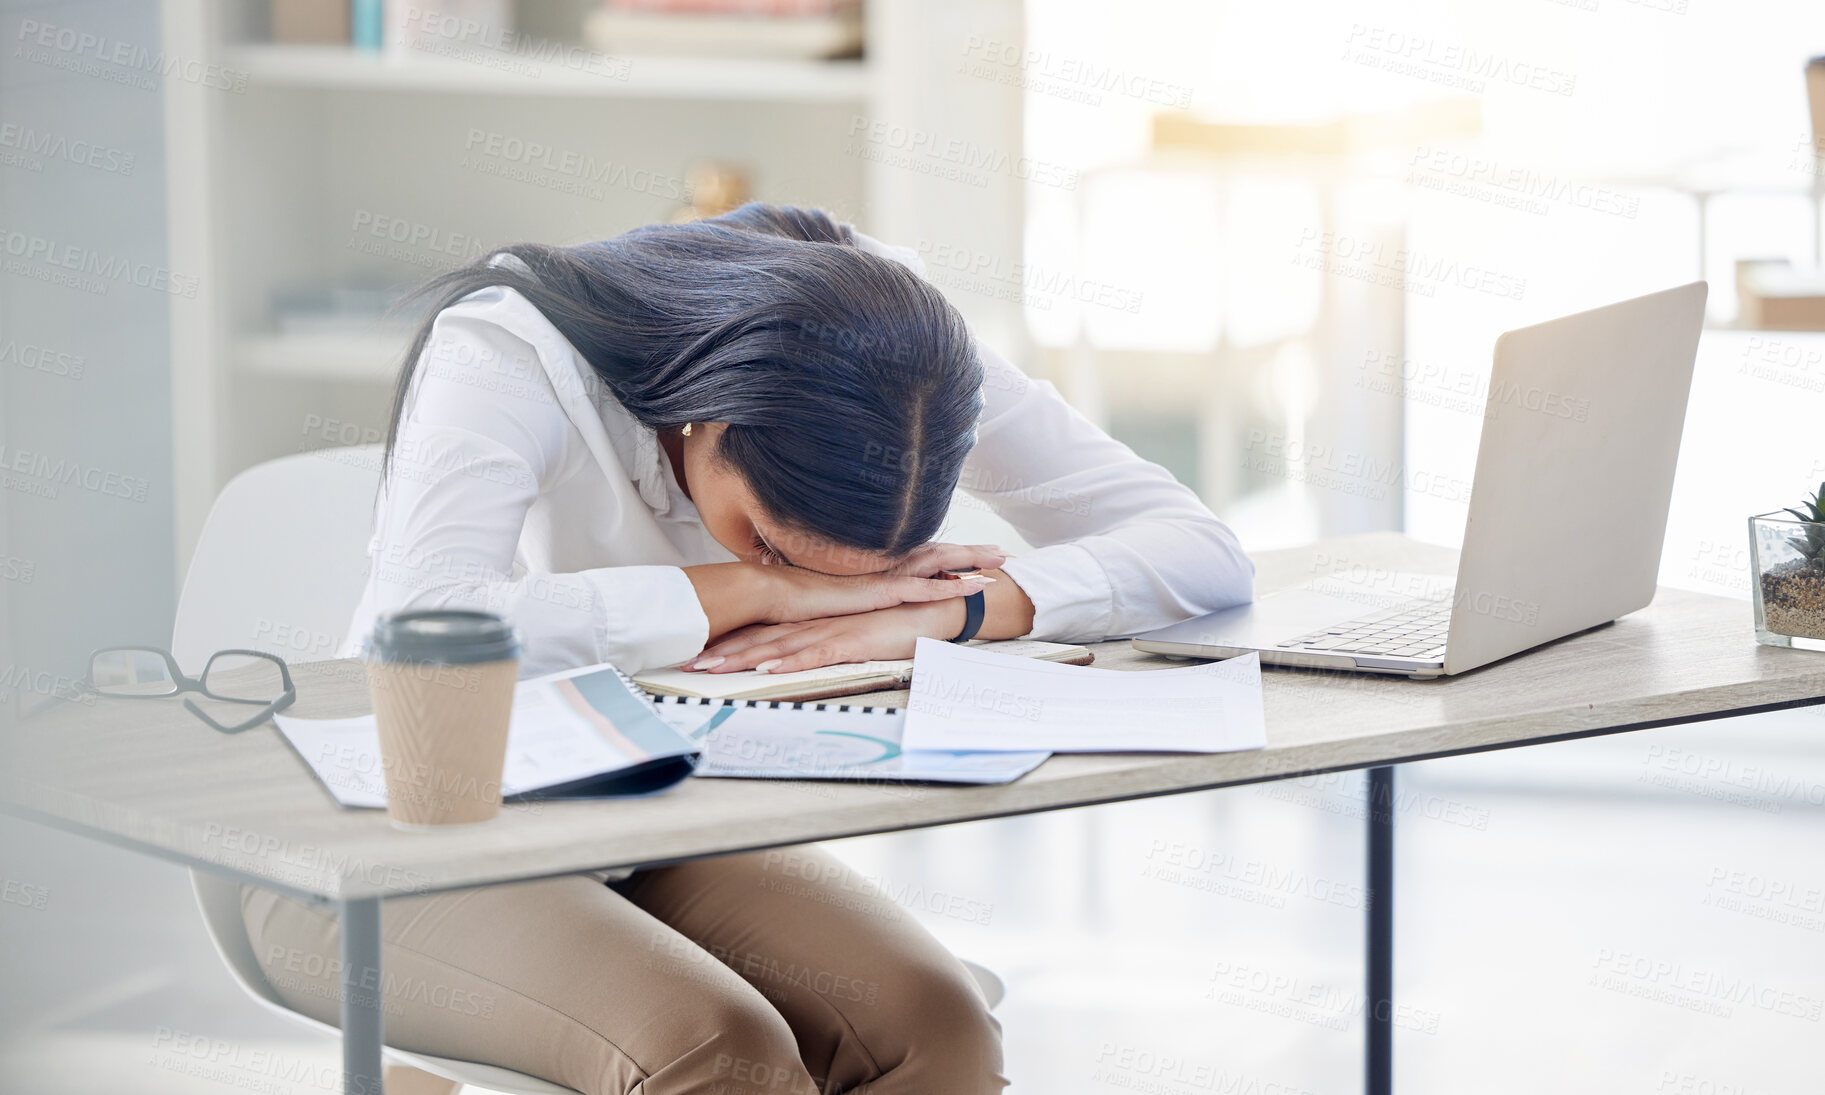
[647,694,900,716]
[607,663,648,697]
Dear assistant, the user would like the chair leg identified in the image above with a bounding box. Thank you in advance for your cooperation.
[384,1064,464,1095]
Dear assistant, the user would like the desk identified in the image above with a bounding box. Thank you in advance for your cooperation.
[5,534,1821,1094]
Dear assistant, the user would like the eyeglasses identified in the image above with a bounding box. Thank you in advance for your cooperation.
[80,647,296,734]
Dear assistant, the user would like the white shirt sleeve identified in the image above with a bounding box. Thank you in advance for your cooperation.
[962,338,1256,641]
[368,287,709,677]
[851,228,1253,639]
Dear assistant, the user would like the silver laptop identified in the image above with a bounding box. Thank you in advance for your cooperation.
[1133,281,1709,679]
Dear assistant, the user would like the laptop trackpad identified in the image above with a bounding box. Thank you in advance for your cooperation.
[1139,588,1389,648]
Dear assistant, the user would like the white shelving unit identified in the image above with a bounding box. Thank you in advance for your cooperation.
[228,43,872,100]
[161,0,1028,578]
[235,332,406,382]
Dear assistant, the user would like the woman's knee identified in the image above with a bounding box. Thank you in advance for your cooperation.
[867,951,1005,1091]
[640,987,815,1095]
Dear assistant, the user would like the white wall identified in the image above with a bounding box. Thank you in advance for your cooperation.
[0,0,178,710]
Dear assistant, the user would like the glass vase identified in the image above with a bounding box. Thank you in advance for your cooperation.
[1749,512,1825,651]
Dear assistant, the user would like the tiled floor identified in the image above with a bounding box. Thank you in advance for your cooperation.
[3,706,1821,1093]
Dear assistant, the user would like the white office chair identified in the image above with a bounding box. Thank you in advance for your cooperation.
[190,870,572,1095]
[176,445,1005,1095]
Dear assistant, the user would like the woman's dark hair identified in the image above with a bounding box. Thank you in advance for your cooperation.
[383,203,983,557]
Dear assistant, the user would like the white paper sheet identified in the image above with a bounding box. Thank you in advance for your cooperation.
[648,699,1050,784]
[901,638,1267,754]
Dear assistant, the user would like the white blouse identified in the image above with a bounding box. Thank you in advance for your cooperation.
[338,232,1255,676]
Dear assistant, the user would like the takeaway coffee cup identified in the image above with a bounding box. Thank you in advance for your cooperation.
[364,609,521,830]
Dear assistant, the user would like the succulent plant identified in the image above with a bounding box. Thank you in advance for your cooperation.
[1782,481,1825,568]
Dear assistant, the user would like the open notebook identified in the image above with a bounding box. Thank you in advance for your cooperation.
[634,639,1094,702]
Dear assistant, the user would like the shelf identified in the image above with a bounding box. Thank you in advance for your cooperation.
[228,44,871,102]
[237,331,407,382]
[1704,321,1825,335]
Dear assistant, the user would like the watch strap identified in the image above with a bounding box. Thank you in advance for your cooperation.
[948,591,987,643]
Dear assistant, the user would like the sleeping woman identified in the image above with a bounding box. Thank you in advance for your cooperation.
[242,202,1253,1095]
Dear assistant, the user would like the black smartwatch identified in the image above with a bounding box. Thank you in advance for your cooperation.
[949,591,987,643]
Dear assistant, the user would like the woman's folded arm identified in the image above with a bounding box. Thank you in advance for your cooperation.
[372,421,714,677]
[362,299,713,676]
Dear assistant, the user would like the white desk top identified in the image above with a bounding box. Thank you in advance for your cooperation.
[5,534,1820,900]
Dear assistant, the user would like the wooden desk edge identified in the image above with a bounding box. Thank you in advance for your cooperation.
[10,680,1814,902]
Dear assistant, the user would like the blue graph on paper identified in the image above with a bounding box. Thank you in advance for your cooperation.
[652,701,1044,785]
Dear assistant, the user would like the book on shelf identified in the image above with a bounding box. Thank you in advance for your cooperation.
[349,0,516,57]
[269,0,351,44]
[585,0,863,60]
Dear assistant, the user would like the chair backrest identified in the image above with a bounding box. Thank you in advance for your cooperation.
[175,446,383,1033]
[174,445,599,1094]
[172,446,382,673]
[191,870,580,1094]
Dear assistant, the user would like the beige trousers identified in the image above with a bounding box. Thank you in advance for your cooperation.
[241,846,1007,1095]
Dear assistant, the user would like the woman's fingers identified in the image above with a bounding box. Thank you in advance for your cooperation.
[892,542,1008,578]
[882,573,995,606]
[761,552,999,623]
[696,603,940,674]
[753,642,858,675]
[688,621,815,668]
[704,627,842,673]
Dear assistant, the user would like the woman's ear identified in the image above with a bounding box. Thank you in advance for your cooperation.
[687,422,731,447]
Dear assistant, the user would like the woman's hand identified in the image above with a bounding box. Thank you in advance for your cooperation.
[683,543,1007,640]
[758,541,1007,622]
[685,600,966,675]
[684,560,1040,674]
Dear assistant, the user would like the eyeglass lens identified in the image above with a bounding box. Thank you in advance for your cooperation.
[88,649,178,697]
[201,653,287,702]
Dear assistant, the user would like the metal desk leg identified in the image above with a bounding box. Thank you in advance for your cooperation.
[1366,767,1394,1095]
[340,897,385,1095]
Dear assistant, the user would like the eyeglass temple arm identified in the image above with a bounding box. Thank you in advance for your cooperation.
[185,697,277,734]
[184,686,294,734]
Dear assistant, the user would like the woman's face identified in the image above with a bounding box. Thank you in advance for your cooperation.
[682,424,900,576]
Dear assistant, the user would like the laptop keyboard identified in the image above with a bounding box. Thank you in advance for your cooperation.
[1279,600,1451,660]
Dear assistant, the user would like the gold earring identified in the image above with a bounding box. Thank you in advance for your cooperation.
[681,422,693,437]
